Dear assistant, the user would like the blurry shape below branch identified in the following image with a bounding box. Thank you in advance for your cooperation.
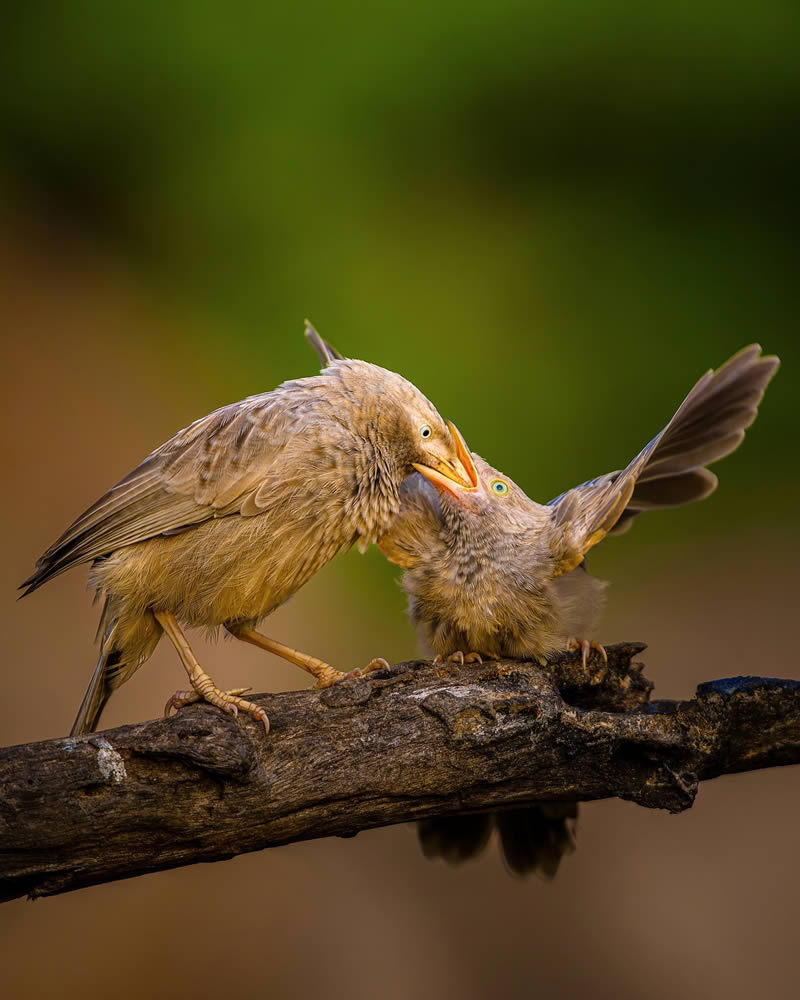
[1,644,798,903]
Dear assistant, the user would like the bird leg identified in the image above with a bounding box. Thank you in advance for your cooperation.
[226,624,389,690]
[567,637,608,670]
[155,610,270,733]
[433,651,484,665]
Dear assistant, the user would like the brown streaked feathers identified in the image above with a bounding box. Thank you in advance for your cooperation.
[22,323,476,735]
[547,344,778,574]
[373,343,779,876]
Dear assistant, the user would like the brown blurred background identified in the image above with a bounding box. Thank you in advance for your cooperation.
[1,4,798,998]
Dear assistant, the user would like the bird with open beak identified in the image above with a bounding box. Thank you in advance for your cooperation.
[20,322,476,736]
[374,342,778,876]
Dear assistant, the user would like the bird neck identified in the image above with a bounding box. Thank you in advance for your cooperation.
[287,366,409,548]
[438,498,551,574]
[347,433,403,549]
[431,501,490,568]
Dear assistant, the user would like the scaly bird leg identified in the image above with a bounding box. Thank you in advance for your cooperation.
[433,651,484,665]
[155,610,270,733]
[567,637,609,670]
[226,624,389,690]
[164,686,252,714]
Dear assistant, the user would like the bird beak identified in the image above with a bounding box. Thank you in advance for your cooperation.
[413,421,479,496]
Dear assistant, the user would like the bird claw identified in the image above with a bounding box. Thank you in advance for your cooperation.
[164,688,197,715]
[313,657,391,690]
[433,650,483,665]
[357,656,391,676]
[164,685,252,715]
[567,637,608,669]
[164,685,268,734]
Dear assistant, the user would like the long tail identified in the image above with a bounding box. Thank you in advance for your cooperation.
[71,600,161,736]
[70,645,123,736]
[417,803,578,878]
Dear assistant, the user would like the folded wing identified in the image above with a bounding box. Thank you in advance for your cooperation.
[20,394,290,594]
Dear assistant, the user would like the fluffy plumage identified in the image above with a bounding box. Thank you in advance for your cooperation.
[22,323,475,735]
[382,344,779,660]
[377,343,779,875]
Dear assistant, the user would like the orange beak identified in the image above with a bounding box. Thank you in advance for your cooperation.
[413,421,479,496]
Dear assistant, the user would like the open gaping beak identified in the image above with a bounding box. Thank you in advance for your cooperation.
[413,421,479,497]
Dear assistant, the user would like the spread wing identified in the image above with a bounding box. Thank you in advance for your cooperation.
[21,394,293,594]
[547,344,779,576]
[378,474,443,569]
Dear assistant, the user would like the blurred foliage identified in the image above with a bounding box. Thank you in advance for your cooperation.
[1,1,797,528]
[2,16,798,990]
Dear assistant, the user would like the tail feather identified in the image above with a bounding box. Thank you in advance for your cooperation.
[304,320,345,367]
[495,804,578,878]
[416,804,578,878]
[417,814,492,865]
[70,646,122,736]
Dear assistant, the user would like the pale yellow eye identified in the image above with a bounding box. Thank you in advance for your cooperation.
[420,424,432,440]
[490,479,509,496]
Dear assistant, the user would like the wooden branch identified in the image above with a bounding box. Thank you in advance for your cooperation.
[1,644,798,902]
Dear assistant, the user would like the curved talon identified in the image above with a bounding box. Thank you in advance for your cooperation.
[164,688,197,716]
[164,685,268,734]
[360,656,390,675]
[314,657,391,690]
[433,650,483,666]
[567,637,608,669]
[247,705,270,735]
[165,686,252,717]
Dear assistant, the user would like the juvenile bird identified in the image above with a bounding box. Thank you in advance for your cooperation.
[376,344,779,875]
[21,322,476,736]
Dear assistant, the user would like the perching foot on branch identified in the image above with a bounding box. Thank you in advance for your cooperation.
[1,643,798,903]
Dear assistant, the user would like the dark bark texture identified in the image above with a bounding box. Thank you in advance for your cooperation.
[1,643,798,903]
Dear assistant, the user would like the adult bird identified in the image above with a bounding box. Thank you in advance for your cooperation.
[375,343,779,875]
[21,322,477,736]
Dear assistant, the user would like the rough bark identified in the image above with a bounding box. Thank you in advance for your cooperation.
[1,643,798,903]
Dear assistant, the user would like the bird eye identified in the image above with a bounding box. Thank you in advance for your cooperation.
[490,479,509,496]
[420,425,432,439]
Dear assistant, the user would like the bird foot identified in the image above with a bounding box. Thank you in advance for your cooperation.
[312,657,391,690]
[164,685,270,734]
[567,637,608,669]
[433,651,484,665]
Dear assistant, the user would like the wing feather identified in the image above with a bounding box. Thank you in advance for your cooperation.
[21,394,290,594]
[547,345,778,575]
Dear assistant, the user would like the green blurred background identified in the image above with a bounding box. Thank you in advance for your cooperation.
[1,4,797,998]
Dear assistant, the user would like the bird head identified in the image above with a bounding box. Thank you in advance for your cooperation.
[413,450,539,528]
[319,354,478,492]
[401,410,479,493]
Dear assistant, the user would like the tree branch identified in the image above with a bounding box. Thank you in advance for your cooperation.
[1,644,798,902]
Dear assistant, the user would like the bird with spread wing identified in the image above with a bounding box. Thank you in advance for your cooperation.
[312,334,779,875]
[379,344,779,668]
